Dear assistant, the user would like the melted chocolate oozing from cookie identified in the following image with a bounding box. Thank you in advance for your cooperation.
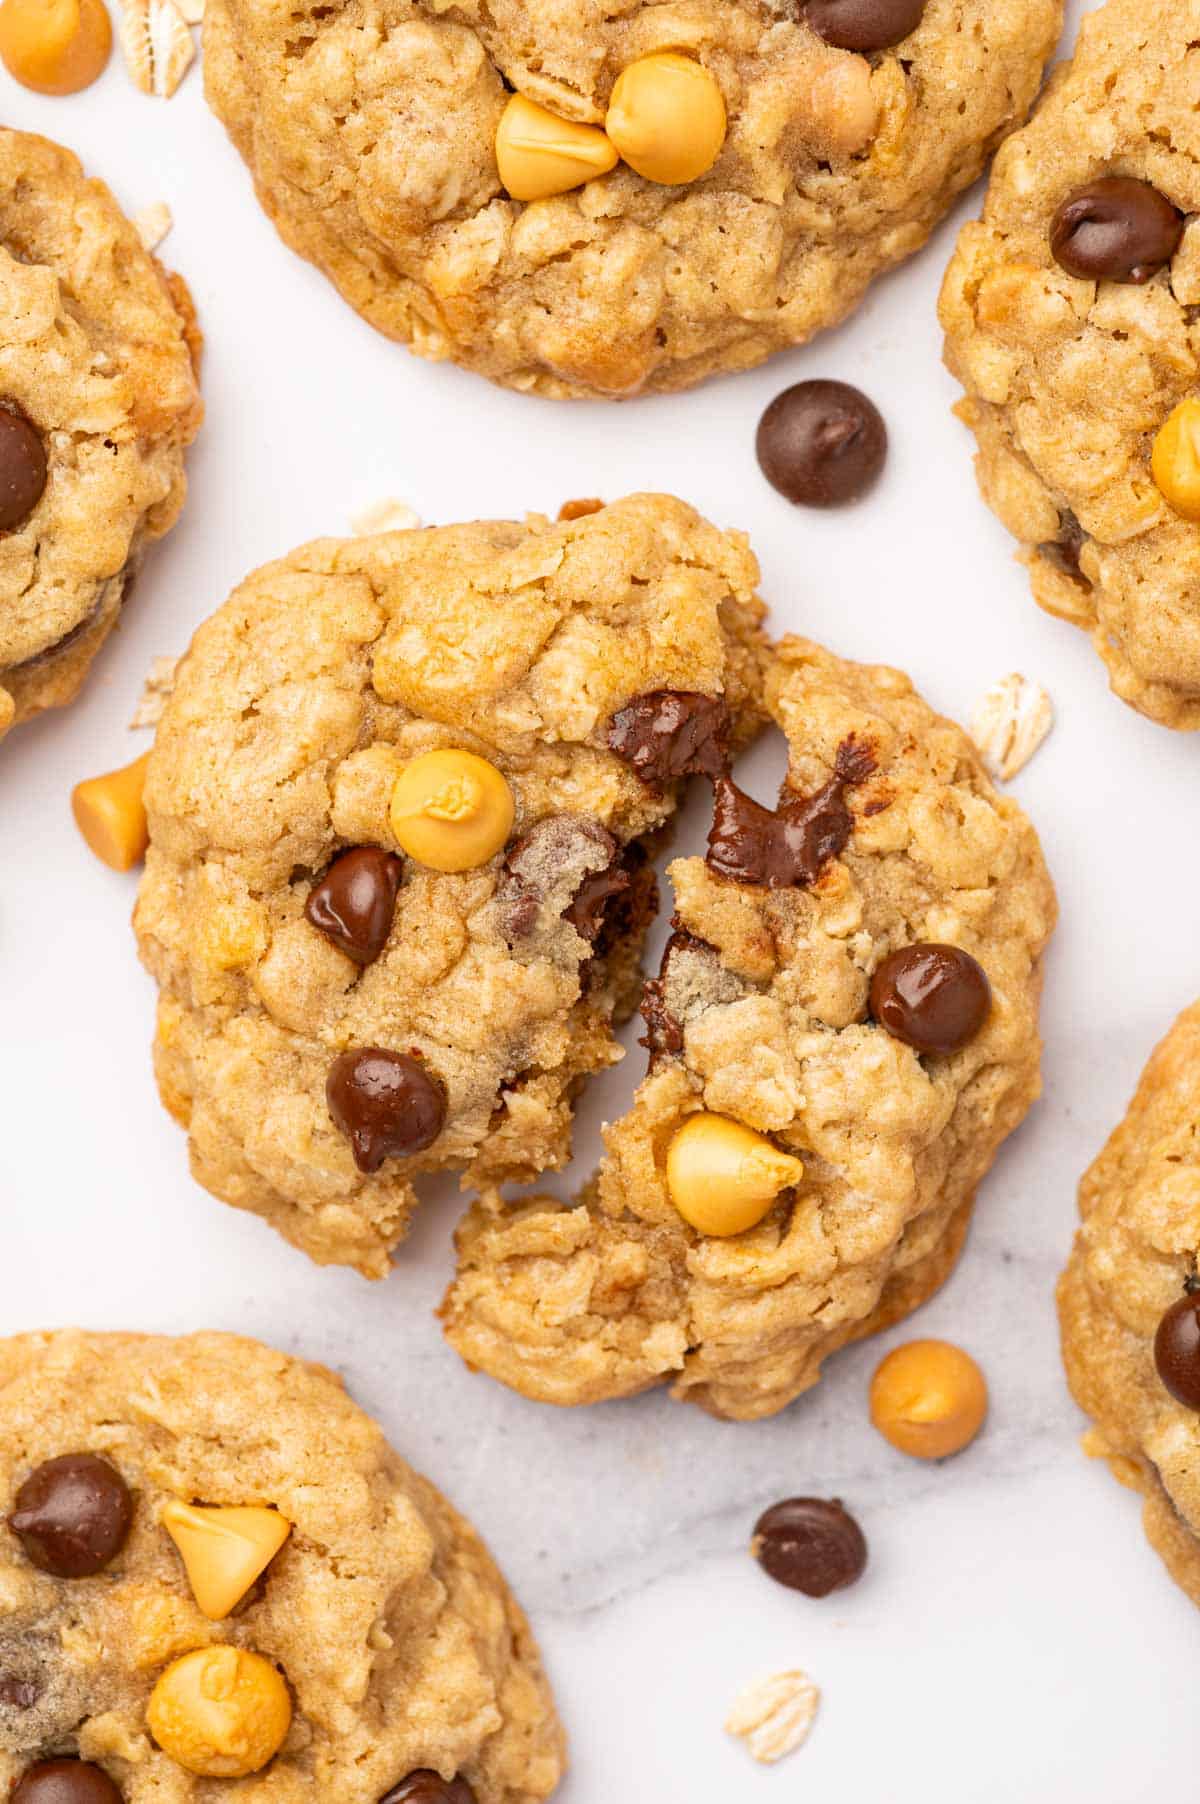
[12,1763,123,1804]
[327,1049,447,1173]
[757,380,887,506]
[752,1497,868,1597]
[1050,176,1183,284]
[0,406,47,535]
[706,738,875,889]
[305,847,404,964]
[9,1455,132,1579]
[380,1776,476,1804]
[607,691,730,791]
[869,943,991,1054]
[797,0,925,54]
[1154,1294,1200,1410]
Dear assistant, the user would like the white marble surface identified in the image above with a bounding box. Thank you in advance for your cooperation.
[2,7,1198,1794]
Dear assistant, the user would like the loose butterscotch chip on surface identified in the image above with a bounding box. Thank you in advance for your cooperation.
[0,0,111,93]
[72,751,151,871]
[869,1338,988,1459]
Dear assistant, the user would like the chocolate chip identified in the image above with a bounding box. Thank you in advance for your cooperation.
[379,1776,476,1804]
[12,1763,122,1804]
[639,929,712,1060]
[607,691,729,791]
[706,737,875,889]
[327,1048,447,1173]
[497,816,640,950]
[0,1674,41,1709]
[869,943,991,1054]
[563,856,633,944]
[9,1455,132,1578]
[795,0,925,50]
[752,1497,868,1597]
[305,847,404,964]
[1038,509,1089,585]
[1154,1294,1200,1409]
[1050,176,1183,284]
[757,380,887,507]
[0,406,48,534]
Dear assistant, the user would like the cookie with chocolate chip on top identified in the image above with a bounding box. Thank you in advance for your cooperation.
[203,0,1061,397]
[0,1329,563,1802]
[133,494,766,1276]
[940,0,1200,728]
[0,129,201,741]
[443,636,1056,1421]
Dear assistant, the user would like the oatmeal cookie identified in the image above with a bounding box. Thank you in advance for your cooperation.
[203,0,1061,399]
[443,636,1056,1421]
[0,1329,563,1800]
[940,0,1200,728]
[133,495,766,1276]
[1058,1003,1200,1608]
[0,130,202,740]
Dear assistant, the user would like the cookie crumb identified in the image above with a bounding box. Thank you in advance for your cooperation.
[968,673,1053,781]
[349,498,422,536]
[725,1669,820,1764]
[119,0,195,96]
[130,655,180,729]
[132,201,173,252]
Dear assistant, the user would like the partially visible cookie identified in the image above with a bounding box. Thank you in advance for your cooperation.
[1058,1004,1200,1608]
[940,0,1200,728]
[443,637,1056,1421]
[0,1329,564,1800]
[0,130,202,740]
[134,495,766,1276]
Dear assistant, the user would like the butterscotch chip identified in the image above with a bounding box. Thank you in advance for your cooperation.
[0,0,111,94]
[72,752,152,872]
[869,1338,988,1458]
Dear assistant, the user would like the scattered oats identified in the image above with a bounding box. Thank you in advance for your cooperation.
[130,656,180,730]
[349,498,422,536]
[120,0,196,97]
[725,1669,820,1765]
[969,672,1054,782]
[132,201,173,253]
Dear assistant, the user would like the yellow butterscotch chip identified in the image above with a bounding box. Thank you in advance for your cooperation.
[0,0,111,92]
[162,1500,292,1620]
[666,1112,803,1237]
[71,750,152,872]
[605,54,727,187]
[496,93,619,201]
[869,1338,988,1460]
[1151,396,1200,522]
[147,1645,291,1777]
[389,748,515,873]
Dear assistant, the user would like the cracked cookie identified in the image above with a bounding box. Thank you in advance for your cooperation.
[443,636,1056,1421]
[940,0,1200,728]
[133,495,766,1276]
[0,1329,564,1801]
[0,130,202,741]
[1058,1003,1200,1608]
[203,0,1061,399]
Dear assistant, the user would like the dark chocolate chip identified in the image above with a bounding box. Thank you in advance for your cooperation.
[9,1455,132,1579]
[305,847,404,964]
[0,406,48,534]
[12,1761,122,1804]
[639,928,712,1060]
[0,1673,41,1709]
[327,1048,447,1173]
[1154,1294,1200,1410]
[497,816,647,954]
[563,857,633,944]
[796,0,925,50]
[752,1497,868,1597]
[706,737,875,889]
[869,943,991,1054]
[607,691,729,791]
[1050,176,1183,284]
[1038,509,1089,585]
[757,380,887,507]
[379,1776,476,1804]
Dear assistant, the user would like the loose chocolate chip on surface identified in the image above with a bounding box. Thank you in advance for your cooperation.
[1154,1294,1200,1410]
[752,1497,868,1597]
[796,0,925,50]
[380,1776,476,1804]
[305,847,404,964]
[607,690,729,790]
[327,1048,447,1173]
[9,1454,132,1578]
[706,737,875,889]
[0,405,47,533]
[869,943,991,1054]
[12,1760,122,1804]
[757,380,887,506]
[1050,176,1183,284]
